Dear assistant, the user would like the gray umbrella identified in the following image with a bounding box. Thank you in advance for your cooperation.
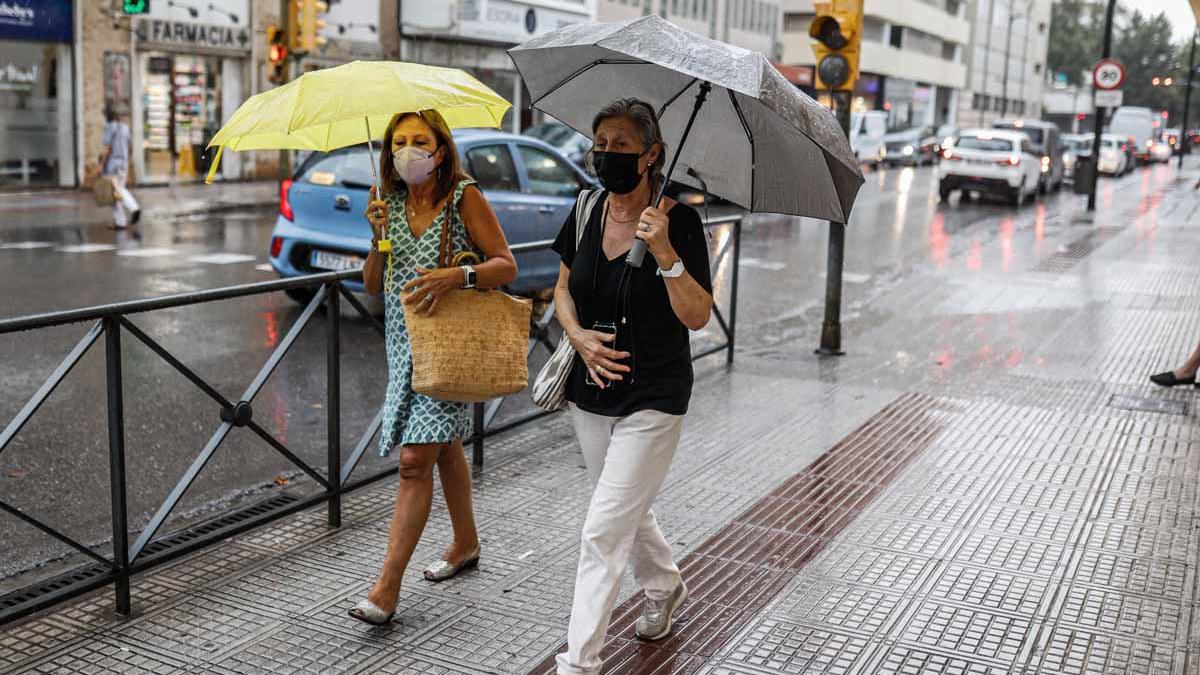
[509,14,864,227]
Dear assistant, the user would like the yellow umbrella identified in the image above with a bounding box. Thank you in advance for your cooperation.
[204,60,511,184]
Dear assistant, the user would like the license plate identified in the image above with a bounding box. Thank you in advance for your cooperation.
[310,250,364,272]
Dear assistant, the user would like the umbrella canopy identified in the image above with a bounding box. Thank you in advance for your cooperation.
[204,60,511,182]
[509,15,863,223]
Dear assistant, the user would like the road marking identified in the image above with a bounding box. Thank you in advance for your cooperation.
[254,263,274,272]
[0,241,53,250]
[189,253,258,265]
[843,272,871,284]
[739,257,787,270]
[116,247,177,258]
[58,243,117,253]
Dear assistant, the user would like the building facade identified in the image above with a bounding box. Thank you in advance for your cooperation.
[0,0,76,189]
[597,0,783,57]
[398,0,596,134]
[779,0,969,129]
[956,0,1051,128]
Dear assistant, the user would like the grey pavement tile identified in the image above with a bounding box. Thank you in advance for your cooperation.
[765,577,905,637]
[210,555,364,616]
[0,616,87,672]
[303,583,471,648]
[409,606,562,674]
[1031,624,1183,675]
[351,652,486,674]
[1051,584,1190,645]
[866,644,1017,675]
[12,636,189,674]
[929,564,1051,619]
[153,542,276,593]
[897,600,1034,667]
[802,545,935,594]
[840,516,958,559]
[475,516,576,565]
[953,532,1068,578]
[206,620,381,674]
[714,616,872,674]
[111,593,283,664]
[1067,546,1194,601]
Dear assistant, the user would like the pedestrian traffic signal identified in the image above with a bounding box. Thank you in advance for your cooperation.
[809,0,862,91]
[267,25,287,85]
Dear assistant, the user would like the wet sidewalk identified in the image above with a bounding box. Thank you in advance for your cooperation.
[4,167,1200,674]
[0,181,277,232]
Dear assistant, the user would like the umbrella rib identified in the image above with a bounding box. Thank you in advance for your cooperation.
[656,78,699,120]
[528,58,645,108]
[727,89,758,216]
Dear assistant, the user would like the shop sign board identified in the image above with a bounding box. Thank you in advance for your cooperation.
[0,0,72,43]
[455,0,587,45]
[135,18,251,53]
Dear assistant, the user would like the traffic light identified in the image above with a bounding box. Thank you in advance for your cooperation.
[288,0,328,54]
[267,25,287,85]
[809,0,863,92]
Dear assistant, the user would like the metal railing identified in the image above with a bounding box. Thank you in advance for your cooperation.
[0,213,742,626]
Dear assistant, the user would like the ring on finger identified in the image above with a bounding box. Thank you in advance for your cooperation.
[638,222,650,231]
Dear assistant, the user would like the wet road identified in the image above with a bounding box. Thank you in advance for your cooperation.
[0,161,1174,580]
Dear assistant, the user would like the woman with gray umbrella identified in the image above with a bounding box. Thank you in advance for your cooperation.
[550,98,713,674]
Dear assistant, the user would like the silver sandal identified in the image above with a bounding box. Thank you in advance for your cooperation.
[347,598,395,626]
[423,546,481,582]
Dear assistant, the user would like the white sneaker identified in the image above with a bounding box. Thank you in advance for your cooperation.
[635,581,688,640]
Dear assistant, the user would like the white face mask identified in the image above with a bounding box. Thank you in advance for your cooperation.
[392,146,438,185]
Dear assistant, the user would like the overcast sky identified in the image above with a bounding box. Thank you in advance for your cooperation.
[1134,0,1196,40]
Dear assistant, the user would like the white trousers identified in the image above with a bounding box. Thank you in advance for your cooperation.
[556,404,684,675]
[108,169,140,227]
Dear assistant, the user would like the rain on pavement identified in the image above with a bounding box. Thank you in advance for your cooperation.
[0,159,1172,583]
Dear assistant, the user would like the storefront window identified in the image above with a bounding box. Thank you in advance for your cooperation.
[141,53,224,181]
[0,0,75,190]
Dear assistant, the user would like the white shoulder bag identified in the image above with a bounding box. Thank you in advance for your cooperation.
[530,189,605,411]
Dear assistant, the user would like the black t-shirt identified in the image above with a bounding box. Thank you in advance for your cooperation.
[551,191,713,417]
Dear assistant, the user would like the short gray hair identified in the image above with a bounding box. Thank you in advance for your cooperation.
[590,98,667,194]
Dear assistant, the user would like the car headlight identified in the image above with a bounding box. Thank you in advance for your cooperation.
[902,145,914,155]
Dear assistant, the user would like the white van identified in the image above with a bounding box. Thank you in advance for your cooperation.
[1108,106,1159,163]
[849,111,887,164]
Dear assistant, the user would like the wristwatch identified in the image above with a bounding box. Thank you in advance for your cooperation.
[657,260,685,278]
[461,265,477,288]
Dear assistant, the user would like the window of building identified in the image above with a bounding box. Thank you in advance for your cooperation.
[981,94,991,110]
[1034,63,1042,74]
[862,16,885,41]
[784,12,813,33]
[946,0,961,16]
[889,25,903,48]
[942,42,957,61]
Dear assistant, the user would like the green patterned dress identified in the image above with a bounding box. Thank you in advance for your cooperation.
[377,178,477,456]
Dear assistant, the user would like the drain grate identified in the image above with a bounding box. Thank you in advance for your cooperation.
[1035,227,1123,274]
[1109,394,1188,416]
[0,493,300,626]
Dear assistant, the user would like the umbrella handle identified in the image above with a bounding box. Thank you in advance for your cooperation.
[364,116,381,194]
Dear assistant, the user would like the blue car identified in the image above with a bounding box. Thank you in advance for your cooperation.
[268,130,595,301]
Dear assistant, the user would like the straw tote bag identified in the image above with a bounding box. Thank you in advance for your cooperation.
[530,189,603,411]
[404,198,533,403]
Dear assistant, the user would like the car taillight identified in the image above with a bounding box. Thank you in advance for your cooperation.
[999,155,1020,166]
[1146,139,1154,149]
[279,178,294,221]
[270,236,283,258]
[942,149,960,160]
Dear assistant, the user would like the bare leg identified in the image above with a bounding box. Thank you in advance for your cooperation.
[435,438,481,563]
[367,443,440,613]
[1176,340,1200,378]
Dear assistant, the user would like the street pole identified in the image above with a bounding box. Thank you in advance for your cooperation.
[818,89,851,356]
[1179,30,1196,170]
[1086,0,1118,212]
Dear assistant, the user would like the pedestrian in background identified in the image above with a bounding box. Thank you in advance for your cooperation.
[100,107,140,229]
[550,99,713,674]
[348,109,518,626]
[1150,342,1200,387]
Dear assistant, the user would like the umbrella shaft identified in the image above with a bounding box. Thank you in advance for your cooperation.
[655,81,712,206]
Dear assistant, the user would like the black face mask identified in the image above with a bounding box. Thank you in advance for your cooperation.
[592,150,647,195]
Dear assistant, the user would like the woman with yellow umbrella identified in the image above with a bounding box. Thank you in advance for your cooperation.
[207,62,518,625]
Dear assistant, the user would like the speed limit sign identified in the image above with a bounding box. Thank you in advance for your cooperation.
[1093,59,1126,91]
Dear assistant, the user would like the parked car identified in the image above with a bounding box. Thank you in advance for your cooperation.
[525,121,592,172]
[268,130,595,302]
[1108,106,1158,164]
[849,110,888,164]
[1097,133,1129,176]
[938,129,1042,206]
[1151,132,1173,162]
[881,125,938,166]
[990,118,1064,193]
[933,124,959,156]
[1060,133,1092,181]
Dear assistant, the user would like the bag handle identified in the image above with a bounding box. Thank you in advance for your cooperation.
[574,189,603,249]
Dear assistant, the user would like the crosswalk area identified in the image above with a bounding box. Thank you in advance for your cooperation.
[0,241,268,268]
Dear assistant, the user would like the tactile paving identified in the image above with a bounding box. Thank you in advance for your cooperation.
[720,617,871,674]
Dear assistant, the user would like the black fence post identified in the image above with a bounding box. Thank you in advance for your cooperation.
[103,317,131,615]
[727,218,742,365]
[326,283,342,528]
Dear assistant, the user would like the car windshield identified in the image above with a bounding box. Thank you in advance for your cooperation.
[994,123,1044,145]
[1103,139,1121,149]
[954,136,1014,152]
[297,148,374,188]
[1064,138,1092,152]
